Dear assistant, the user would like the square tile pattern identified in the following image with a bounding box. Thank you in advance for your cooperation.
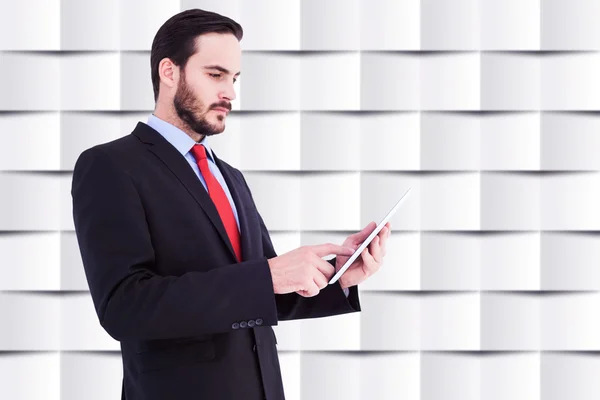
[2,1,600,399]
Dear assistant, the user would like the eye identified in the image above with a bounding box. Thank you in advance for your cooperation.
[233,78,237,84]
[209,73,222,79]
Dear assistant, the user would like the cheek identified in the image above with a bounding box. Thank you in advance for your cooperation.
[185,75,214,103]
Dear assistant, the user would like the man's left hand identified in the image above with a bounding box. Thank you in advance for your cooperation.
[335,221,391,290]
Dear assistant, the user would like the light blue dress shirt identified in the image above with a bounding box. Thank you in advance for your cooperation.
[146,114,240,233]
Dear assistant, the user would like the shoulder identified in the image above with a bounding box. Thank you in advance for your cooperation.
[75,133,142,171]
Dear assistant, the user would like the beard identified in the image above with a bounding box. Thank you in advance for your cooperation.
[173,72,230,138]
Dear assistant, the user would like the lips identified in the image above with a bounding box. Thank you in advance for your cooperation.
[212,107,229,114]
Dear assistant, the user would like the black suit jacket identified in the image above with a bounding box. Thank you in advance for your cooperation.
[71,122,361,400]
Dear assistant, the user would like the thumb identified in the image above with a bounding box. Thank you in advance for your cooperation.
[353,221,376,241]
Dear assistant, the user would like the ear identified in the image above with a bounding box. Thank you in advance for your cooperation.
[158,58,179,90]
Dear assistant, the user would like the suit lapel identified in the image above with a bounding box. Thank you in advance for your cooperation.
[132,122,237,261]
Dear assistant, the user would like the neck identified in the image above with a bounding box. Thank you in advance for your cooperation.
[153,105,205,143]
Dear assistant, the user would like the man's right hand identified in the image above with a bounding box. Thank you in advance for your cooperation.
[267,243,356,297]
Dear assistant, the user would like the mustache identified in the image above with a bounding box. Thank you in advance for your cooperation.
[211,102,232,111]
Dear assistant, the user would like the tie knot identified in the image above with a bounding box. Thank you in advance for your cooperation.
[190,144,208,162]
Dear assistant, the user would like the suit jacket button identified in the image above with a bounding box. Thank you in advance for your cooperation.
[248,320,256,327]
[240,321,248,328]
[232,322,240,330]
[256,318,263,326]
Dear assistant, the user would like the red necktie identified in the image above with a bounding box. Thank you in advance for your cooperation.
[190,144,242,262]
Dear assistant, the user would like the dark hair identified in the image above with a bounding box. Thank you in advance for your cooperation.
[150,9,243,101]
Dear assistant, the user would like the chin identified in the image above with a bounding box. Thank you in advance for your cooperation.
[211,116,226,126]
[209,122,226,135]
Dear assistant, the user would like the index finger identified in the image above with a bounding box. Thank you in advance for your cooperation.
[311,243,355,258]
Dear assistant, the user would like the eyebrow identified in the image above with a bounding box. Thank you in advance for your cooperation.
[203,65,241,77]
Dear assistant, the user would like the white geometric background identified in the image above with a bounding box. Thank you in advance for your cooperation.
[2,0,600,399]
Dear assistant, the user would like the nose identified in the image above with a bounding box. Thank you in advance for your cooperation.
[220,81,236,102]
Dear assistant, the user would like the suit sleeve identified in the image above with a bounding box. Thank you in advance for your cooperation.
[239,174,361,321]
[71,147,278,341]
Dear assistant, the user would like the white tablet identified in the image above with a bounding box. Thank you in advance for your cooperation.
[328,188,411,285]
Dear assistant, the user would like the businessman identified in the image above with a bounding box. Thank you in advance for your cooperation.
[71,8,391,400]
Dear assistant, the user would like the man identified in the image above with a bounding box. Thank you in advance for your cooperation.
[71,8,390,400]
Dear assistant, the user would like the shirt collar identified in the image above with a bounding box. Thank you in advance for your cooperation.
[146,114,215,162]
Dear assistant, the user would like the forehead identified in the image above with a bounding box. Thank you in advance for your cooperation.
[188,32,241,70]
